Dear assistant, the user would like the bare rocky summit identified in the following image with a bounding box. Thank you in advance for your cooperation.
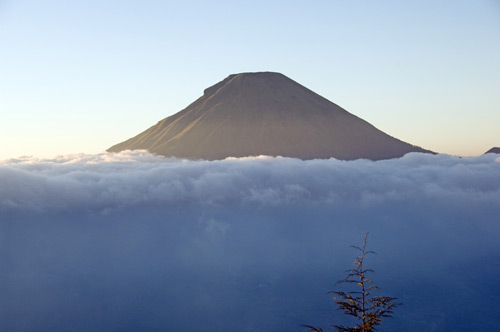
[108,72,431,160]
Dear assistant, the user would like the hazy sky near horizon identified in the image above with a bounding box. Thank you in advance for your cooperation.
[1,0,499,159]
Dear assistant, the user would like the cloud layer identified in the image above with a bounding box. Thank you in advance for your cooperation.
[1,151,499,213]
[1,151,499,332]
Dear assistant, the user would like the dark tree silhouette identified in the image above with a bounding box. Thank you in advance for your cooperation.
[304,233,400,332]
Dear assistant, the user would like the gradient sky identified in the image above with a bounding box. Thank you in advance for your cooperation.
[1,0,499,159]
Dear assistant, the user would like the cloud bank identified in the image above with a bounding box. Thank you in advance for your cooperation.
[1,151,499,332]
[1,151,499,213]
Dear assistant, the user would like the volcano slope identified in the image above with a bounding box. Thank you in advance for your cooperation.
[108,72,430,160]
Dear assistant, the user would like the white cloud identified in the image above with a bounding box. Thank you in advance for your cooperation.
[1,151,499,332]
[1,151,499,213]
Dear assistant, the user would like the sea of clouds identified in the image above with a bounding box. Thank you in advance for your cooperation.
[2,151,499,213]
[1,151,499,331]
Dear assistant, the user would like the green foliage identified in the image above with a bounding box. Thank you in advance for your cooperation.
[304,233,400,332]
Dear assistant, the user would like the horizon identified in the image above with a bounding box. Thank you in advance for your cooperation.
[1,1,499,159]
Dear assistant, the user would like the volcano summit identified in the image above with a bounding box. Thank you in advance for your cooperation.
[108,72,429,160]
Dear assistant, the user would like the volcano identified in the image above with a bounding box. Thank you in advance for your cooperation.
[108,72,430,160]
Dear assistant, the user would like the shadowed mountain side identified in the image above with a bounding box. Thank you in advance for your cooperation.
[485,147,500,154]
[108,72,431,160]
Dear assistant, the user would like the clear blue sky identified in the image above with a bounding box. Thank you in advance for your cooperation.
[1,0,499,159]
